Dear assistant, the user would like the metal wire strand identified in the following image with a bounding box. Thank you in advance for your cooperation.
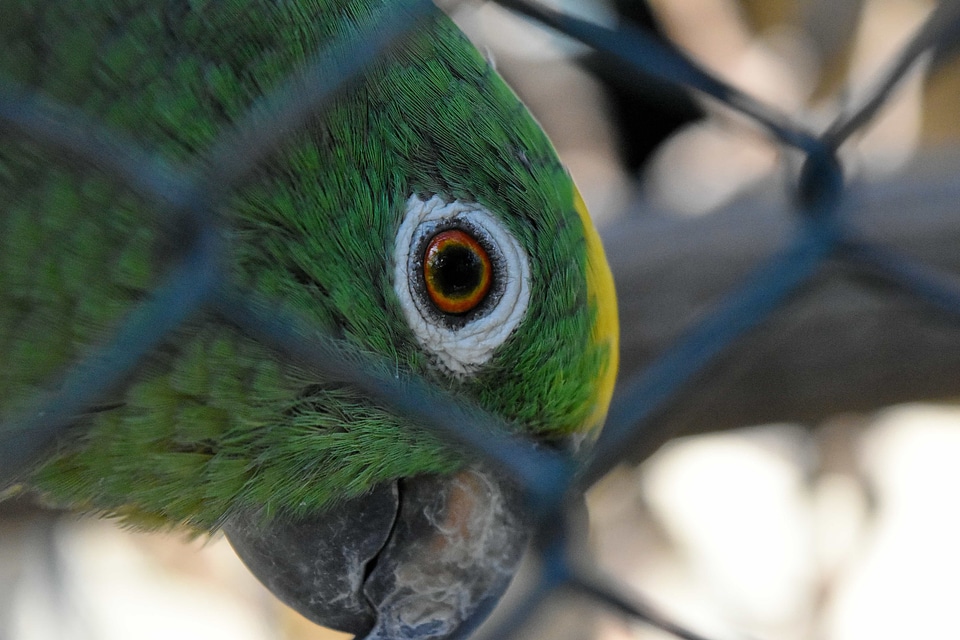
[0,227,221,486]
[199,0,439,199]
[212,286,575,515]
[0,79,192,209]
[570,572,729,640]
[840,240,960,316]
[6,1,960,639]
[582,219,839,488]
[824,1,960,149]
[491,0,825,156]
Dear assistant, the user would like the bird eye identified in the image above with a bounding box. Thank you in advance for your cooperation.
[394,195,531,377]
[422,229,493,315]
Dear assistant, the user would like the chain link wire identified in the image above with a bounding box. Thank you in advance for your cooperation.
[2,1,960,638]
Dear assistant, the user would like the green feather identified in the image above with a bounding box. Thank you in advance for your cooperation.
[0,0,612,531]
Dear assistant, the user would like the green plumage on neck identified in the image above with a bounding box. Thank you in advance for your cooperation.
[0,0,615,531]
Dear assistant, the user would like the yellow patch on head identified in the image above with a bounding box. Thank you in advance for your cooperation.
[574,188,619,433]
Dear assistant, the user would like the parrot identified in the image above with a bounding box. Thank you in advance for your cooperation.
[0,0,618,638]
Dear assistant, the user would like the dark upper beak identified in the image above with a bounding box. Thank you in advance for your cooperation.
[223,464,530,639]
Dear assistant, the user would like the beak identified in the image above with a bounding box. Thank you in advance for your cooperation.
[224,464,530,639]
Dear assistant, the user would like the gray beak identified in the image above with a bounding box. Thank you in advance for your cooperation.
[223,464,530,639]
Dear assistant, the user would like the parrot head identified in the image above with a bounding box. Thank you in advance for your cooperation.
[1,0,618,637]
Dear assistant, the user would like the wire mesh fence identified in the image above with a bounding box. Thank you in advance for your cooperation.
[2,0,960,638]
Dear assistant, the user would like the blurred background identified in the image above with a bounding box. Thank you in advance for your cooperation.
[4,0,960,639]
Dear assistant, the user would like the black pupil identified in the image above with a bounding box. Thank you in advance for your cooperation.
[432,245,483,298]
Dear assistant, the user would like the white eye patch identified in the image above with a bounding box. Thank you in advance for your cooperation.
[393,195,531,377]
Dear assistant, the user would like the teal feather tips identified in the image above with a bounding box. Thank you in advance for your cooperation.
[1,0,616,531]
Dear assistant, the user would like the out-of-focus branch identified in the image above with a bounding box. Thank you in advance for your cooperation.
[603,149,960,461]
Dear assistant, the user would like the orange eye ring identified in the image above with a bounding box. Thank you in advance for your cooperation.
[422,229,493,315]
